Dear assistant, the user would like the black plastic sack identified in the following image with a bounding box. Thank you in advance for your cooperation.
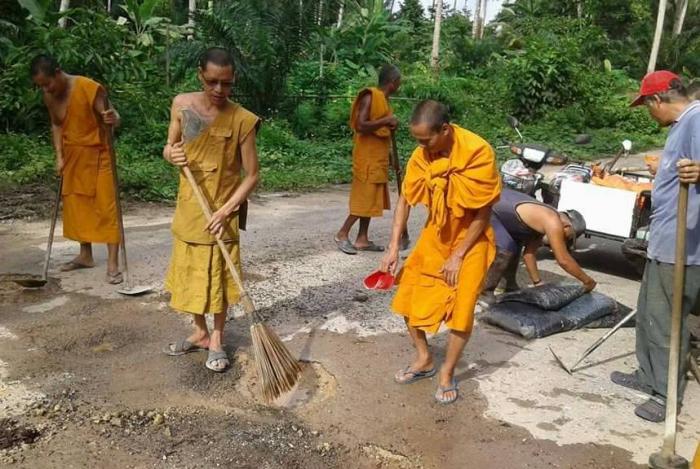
[496,282,586,310]
[483,292,619,339]
[585,305,635,329]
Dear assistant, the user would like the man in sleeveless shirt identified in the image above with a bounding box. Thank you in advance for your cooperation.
[30,55,122,284]
[161,48,260,373]
[479,188,595,306]
[334,65,401,255]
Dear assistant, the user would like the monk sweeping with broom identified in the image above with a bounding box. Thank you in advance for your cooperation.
[161,48,301,398]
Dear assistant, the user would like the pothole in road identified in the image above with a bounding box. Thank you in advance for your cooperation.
[234,352,338,408]
[272,360,338,409]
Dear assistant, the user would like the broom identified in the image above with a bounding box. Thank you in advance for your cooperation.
[181,165,302,401]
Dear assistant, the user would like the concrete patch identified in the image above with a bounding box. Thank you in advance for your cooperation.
[0,327,17,341]
[22,295,69,313]
[0,360,44,418]
[475,327,699,464]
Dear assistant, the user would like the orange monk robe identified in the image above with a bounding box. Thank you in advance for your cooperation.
[348,87,391,217]
[391,125,501,334]
[61,76,119,244]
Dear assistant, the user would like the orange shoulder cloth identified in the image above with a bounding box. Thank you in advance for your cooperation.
[402,125,501,230]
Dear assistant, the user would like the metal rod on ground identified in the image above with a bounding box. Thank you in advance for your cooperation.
[103,94,152,296]
[181,165,302,402]
[575,309,636,371]
[13,177,62,288]
[390,132,410,250]
[649,182,690,469]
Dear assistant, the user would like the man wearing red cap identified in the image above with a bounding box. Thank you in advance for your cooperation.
[611,71,700,422]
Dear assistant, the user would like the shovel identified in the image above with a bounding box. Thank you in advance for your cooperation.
[13,177,63,288]
[649,182,690,469]
[390,132,410,251]
[103,95,152,296]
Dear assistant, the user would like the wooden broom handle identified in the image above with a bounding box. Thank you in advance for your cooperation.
[181,165,256,315]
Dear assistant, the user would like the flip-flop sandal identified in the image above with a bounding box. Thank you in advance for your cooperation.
[60,261,95,272]
[356,242,384,252]
[205,350,230,373]
[394,366,437,384]
[106,272,123,285]
[335,237,357,255]
[162,339,208,356]
[435,378,459,405]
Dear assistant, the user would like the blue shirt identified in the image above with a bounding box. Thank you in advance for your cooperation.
[647,101,700,265]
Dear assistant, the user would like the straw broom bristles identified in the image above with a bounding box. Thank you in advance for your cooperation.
[251,316,304,402]
[181,165,303,402]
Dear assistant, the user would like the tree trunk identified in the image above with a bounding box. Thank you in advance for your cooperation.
[472,0,481,38]
[318,0,324,78]
[187,0,196,40]
[479,0,487,38]
[452,0,457,11]
[208,0,213,13]
[647,0,668,73]
[336,0,344,28]
[58,0,70,28]
[431,0,443,72]
[672,0,688,36]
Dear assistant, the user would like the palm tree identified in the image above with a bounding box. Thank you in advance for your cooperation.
[648,0,668,72]
[58,0,69,27]
[431,0,443,71]
[672,0,688,36]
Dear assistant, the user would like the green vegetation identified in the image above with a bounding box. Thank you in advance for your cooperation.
[1,0,698,200]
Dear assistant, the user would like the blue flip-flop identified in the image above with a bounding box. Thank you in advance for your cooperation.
[334,237,357,255]
[435,378,459,405]
[394,366,437,384]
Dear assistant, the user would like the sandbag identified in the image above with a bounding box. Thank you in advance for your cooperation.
[483,292,619,339]
[585,305,635,329]
[496,282,586,310]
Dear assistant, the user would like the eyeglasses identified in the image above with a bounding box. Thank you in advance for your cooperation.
[201,77,234,89]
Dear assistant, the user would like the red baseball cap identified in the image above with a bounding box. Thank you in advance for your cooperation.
[630,70,681,107]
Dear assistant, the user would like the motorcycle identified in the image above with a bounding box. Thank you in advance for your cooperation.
[498,116,569,200]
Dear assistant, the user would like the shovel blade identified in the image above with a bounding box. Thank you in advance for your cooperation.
[116,285,153,296]
[13,278,47,288]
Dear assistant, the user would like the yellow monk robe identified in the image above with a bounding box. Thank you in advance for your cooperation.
[391,125,501,334]
[61,76,119,244]
[348,87,391,217]
[164,102,260,315]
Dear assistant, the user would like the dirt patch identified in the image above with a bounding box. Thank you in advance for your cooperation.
[0,183,56,221]
[0,419,41,450]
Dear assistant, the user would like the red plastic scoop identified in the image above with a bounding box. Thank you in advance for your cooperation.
[363,270,395,290]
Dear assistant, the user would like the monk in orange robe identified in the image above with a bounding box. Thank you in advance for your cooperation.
[30,55,122,284]
[380,100,501,404]
[335,65,401,255]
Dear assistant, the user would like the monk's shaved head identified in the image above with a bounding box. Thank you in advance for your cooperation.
[198,47,235,72]
[411,100,450,132]
[30,54,60,77]
[378,64,401,87]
